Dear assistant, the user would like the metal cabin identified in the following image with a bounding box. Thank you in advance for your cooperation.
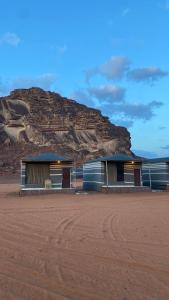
[21,152,75,194]
[83,154,149,192]
[142,157,169,190]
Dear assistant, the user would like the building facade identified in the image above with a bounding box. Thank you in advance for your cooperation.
[142,157,169,190]
[83,154,148,192]
[21,152,75,193]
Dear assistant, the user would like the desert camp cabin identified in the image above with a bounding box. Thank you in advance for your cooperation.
[83,154,149,192]
[142,157,169,190]
[21,152,75,193]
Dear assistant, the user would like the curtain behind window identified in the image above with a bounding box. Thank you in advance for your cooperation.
[26,163,50,185]
[108,162,117,184]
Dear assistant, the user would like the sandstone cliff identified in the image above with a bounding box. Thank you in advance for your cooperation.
[0,87,132,173]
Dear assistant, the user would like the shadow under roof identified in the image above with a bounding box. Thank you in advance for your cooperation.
[22,152,72,162]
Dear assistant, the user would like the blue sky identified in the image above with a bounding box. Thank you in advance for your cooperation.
[0,0,169,157]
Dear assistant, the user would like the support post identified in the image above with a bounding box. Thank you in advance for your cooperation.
[106,160,108,187]
[140,167,142,186]
[20,160,22,188]
[74,161,77,190]
[149,168,152,189]
[70,167,72,188]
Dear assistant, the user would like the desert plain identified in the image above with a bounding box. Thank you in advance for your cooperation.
[0,181,169,300]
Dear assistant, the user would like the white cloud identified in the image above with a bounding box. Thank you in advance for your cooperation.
[115,101,163,120]
[72,84,163,126]
[100,56,130,80]
[128,67,168,83]
[85,56,131,83]
[85,56,167,85]
[88,85,125,102]
[0,32,21,46]
[99,99,163,122]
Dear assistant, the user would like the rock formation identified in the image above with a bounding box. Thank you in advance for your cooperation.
[0,87,132,173]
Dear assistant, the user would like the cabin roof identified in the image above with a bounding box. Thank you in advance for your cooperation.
[86,153,144,163]
[22,152,72,162]
[143,157,169,163]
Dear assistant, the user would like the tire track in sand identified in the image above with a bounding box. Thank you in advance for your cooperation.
[102,210,135,261]
[46,207,101,293]
[44,214,79,282]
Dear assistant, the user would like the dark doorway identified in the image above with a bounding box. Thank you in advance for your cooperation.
[62,168,70,188]
[117,163,124,181]
[134,169,141,186]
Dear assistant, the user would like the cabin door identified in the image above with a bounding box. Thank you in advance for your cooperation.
[62,168,70,188]
[134,169,141,186]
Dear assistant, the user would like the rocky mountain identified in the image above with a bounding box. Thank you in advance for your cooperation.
[0,87,132,174]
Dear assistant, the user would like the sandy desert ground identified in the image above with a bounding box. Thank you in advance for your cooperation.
[0,183,169,300]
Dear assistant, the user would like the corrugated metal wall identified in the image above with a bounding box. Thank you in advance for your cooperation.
[142,162,169,189]
[124,162,142,186]
[21,162,26,188]
[50,162,63,189]
[83,161,142,191]
[124,162,134,185]
[83,161,104,191]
